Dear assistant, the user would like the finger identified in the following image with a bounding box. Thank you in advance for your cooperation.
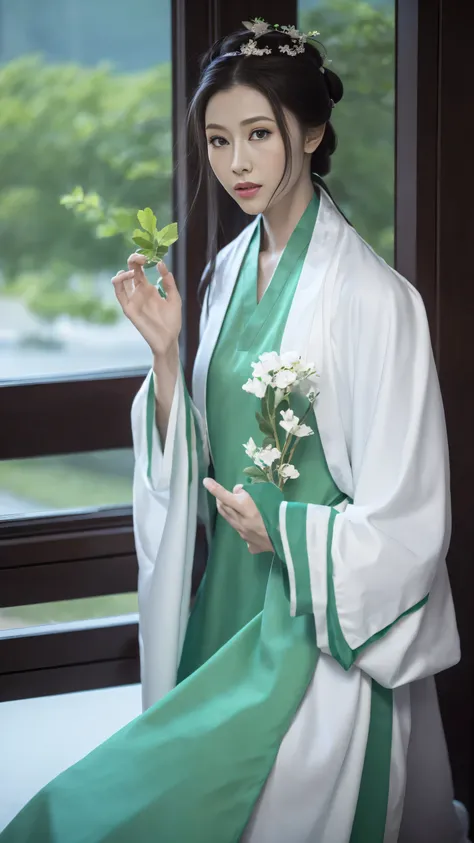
[219,502,242,530]
[215,499,240,529]
[203,478,241,510]
[127,253,148,287]
[157,261,179,298]
[111,270,134,309]
[232,484,244,494]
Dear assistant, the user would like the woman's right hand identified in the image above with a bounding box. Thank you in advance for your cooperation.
[111,254,182,358]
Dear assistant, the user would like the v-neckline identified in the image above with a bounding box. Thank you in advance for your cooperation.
[237,194,320,351]
[256,233,280,306]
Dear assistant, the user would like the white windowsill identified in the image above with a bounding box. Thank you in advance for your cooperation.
[0,683,142,832]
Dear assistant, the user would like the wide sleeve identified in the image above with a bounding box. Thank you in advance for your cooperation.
[247,271,460,689]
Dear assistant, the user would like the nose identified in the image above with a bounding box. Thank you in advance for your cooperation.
[231,140,252,176]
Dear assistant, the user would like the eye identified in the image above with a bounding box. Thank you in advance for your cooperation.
[250,128,271,141]
[208,135,228,148]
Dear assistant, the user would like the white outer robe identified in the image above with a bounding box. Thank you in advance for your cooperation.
[131,188,465,842]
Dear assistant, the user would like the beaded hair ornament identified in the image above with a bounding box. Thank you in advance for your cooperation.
[220,18,334,107]
[223,18,328,66]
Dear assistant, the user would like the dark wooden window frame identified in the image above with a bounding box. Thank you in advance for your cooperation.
[0,0,296,702]
[396,0,474,816]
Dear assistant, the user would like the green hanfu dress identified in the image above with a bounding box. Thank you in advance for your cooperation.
[0,191,460,843]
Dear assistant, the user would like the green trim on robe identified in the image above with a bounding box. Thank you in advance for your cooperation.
[246,486,395,843]
[349,681,393,843]
[326,508,430,671]
[284,502,314,615]
[182,372,194,489]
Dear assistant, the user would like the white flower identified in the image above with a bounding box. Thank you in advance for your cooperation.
[242,19,272,37]
[279,464,300,482]
[278,43,305,56]
[242,377,267,399]
[279,408,300,435]
[273,368,297,389]
[257,351,281,372]
[258,445,281,467]
[279,409,314,438]
[243,437,258,459]
[279,350,301,368]
[295,370,319,397]
[274,387,286,408]
[250,362,273,383]
[306,389,317,403]
[293,423,314,438]
[240,39,272,57]
[281,24,302,40]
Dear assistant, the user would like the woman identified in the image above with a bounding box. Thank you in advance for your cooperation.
[1,20,467,843]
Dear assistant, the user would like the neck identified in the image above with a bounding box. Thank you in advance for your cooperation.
[260,172,315,254]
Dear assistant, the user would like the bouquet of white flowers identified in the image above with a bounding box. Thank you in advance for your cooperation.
[241,351,319,490]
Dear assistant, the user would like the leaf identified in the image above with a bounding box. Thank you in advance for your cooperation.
[262,436,275,448]
[255,412,273,436]
[155,222,178,248]
[137,207,157,235]
[132,228,153,245]
[261,394,270,421]
[153,244,169,261]
[132,234,155,250]
[243,466,268,482]
[267,387,275,416]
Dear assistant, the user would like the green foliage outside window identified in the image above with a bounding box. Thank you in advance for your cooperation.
[300,0,395,259]
[0,56,172,323]
[0,0,394,327]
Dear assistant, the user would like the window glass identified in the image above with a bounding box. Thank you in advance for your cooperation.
[0,593,138,633]
[298,0,395,263]
[0,0,172,380]
[0,449,133,518]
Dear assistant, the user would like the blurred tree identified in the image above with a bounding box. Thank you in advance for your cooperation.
[0,55,171,322]
[300,0,395,261]
[0,0,394,325]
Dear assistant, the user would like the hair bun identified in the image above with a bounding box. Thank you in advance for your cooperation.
[322,66,344,106]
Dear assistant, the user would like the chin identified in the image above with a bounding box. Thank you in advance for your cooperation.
[233,194,269,216]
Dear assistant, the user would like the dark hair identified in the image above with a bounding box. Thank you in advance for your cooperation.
[186,26,344,306]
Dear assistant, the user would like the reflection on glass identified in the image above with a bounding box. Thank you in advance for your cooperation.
[0,593,138,633]
[0,449,133,518]
[298,0,395,263]
[0,0,171,381]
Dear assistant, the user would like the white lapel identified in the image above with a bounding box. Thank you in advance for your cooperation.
[281,189,354,496]
[192,190,354,495]
[192,217,259,462]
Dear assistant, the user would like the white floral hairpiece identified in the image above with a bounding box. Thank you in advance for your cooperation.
[240,38,272,57]
[235,18,323,60]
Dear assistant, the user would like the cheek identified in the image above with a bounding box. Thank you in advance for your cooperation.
[257,138,286,178]
[207,148,227,184]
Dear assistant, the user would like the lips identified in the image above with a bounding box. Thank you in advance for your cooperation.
[234,183,262,198]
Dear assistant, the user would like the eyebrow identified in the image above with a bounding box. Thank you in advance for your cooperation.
[205,115,276,131]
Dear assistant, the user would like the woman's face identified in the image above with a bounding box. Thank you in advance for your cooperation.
[204,84,315,215]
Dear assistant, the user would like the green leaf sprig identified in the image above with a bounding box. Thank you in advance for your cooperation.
[132,207,178,266]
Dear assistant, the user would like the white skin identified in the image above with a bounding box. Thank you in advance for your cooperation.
[113,82,324,555]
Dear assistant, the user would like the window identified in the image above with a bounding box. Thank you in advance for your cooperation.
[0,0,172,383]
[0,449,133,519]
[298,0,395,264]
[0,0,173,700]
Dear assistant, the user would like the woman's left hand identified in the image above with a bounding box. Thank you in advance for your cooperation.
[203,478,274,555]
